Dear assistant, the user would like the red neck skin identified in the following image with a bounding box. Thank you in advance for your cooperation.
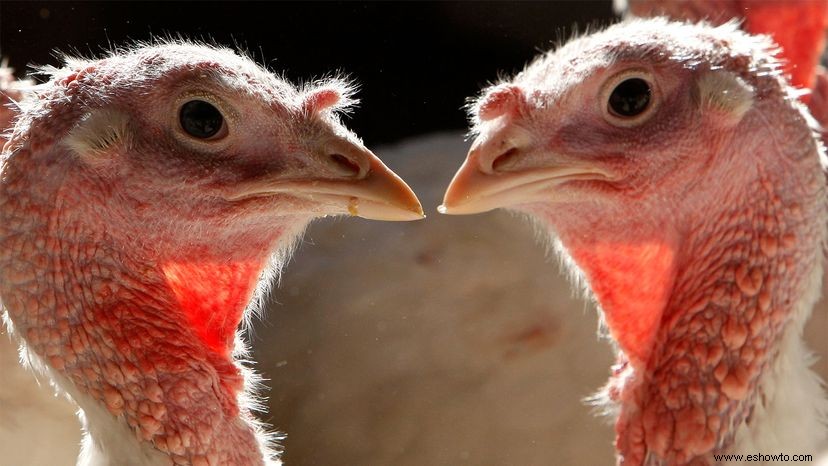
[162,258,264,356]
[545,166,823,465]
[567,238,678,371]
[0,147,281,465]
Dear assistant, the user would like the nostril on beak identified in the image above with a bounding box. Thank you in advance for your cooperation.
[490,147,521,173]
[329,153,361,177]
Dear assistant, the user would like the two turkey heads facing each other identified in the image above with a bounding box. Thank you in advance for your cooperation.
[0,44,422,465]
[442,18,828,466]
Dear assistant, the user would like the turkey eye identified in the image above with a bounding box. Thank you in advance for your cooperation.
[179,100,224,139]
[607,78,651,117]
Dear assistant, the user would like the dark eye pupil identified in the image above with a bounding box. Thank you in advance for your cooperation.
[180,100,223,138]
[608,78,651,117]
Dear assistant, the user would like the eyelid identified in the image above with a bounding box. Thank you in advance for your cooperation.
[598,68,659,127]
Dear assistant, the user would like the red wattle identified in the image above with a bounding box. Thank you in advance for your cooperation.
[162,259,264,355]
[569,241,677,369]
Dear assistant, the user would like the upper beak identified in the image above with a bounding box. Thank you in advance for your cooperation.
[440,132,609,215]
[440,154,544,215]
[227,144,424,222]
[309,153,425,221]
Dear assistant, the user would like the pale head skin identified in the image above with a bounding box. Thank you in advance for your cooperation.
[443,19,827,465]
[0,43,421,465]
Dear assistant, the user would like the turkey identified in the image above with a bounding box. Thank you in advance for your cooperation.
[0,43,422,465]
[442,18,828,465]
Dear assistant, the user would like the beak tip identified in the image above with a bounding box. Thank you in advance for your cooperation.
[358,202,425,221]
[436,198,498,216]
[403,206,427,221]
[403,201,426,221]
[347,159,424,221]
[436,203,470,215]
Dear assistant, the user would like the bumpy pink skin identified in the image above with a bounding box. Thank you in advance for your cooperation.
[0,45,373,465]
[469,20,826,465]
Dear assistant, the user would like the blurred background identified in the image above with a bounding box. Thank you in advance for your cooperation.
[1,2,826,466]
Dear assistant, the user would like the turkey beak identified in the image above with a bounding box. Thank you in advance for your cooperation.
[441,145,512,215]
[440,131,609,215]
[227,142,423,221]
[324,148,425,221]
